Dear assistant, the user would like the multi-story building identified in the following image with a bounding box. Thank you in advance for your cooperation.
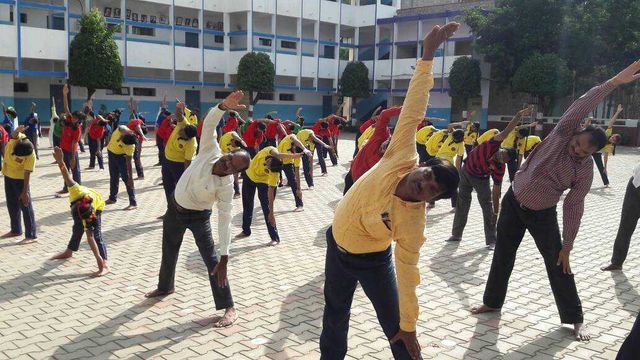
[0,0,490,127]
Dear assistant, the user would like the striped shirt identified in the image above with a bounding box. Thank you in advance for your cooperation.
[463,139,505,183]
[513,80,616,251]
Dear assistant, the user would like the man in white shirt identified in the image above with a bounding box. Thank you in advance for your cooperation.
[145,91,251,328]
[601,163,640,271]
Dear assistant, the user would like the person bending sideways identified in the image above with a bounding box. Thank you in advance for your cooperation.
[344,106,401,195]
[294,127,331,190]
[2,125,37,244]
[146,91,251,328]
[448,106,534,249]
[237,146,303,246]
[51,147,109,277]
[471,59,640,342]
[277,133,312,211]
[320,22,460,360]
[105,125,138,210]
[415,120,436,164]
[56,84,84,195]
[585,105,623,187]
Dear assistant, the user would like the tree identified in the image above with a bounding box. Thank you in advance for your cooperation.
[339,61,370,121]
[512,53,572,115]
[68,9,123,100]
[236,52,275,119]
[448,57,481,109]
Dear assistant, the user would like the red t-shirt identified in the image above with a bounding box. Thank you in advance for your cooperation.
[128,118,145,142]
[350,107,400,181]
[327,115,341,136]
[359,117,376,133]
[242,122,264,148]
[197,119,204,138]
[222,117,238,134]
[265,119,285,140]
[0,126,8,144]
[312,120,332,138]
[60,115,82,153]
[157,116,175,146]
[88,118,106,140]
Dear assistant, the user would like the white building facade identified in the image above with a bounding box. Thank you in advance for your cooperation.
[0,0,485,126]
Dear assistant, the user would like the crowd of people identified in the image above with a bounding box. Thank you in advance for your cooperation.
[1,21,640,359]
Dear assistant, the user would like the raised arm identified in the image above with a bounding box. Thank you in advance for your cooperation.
[373,106,401,140]
[269,147,303,161]
[608,104,623,129]
[493,106,534,142]
[62,84,70,115]
[200,91,246,154]
[310,133,330,149]
[53,146,76,187]
[289,135,312,156]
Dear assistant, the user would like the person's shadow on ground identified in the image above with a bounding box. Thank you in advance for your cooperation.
[611,271,640,316]
[0,261,85,304]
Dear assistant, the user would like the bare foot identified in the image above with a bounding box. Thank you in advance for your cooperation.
[446,235,461,242]
[308,186,314,190]
[574,323,591,341]
[601,263,622,271]
[135,177,145,181]
[124,205,137,211]
[470,304,500,315]
[213,308,238,328]
[235,232,250,239]
[145,288,175,298]
[51,249,73,260]
[294,206,304,212]
[17,238,37,245]
[56,189,67,195]
[268,240,279,246]
[157,214,165,220]
[91,265,111,277]
[487,243,496,251]
[233,193,241,199]
[1,231,21,238]
[105,199,116,205]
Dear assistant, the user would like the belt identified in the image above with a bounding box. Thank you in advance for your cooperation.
[172,196,200,214]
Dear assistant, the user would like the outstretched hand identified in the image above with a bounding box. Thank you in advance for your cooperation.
[422,22,460,60]
[52,146,64,164]
[518,105,535,117]
[221,91,247,111]
[612,60,640,85]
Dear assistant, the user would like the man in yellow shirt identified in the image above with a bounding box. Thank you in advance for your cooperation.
[436,129,465,210]
[415,121,436,163]
[51,147,109,277]
[106,125,138,210]
[162,101,198,204]
[463,118,480,156]
[515,129,541,165]
[277,134,312,211]
[320,22,460,359]
[500,122,537,181]
[219,130,248,197]
[2,125,37,244]
[588,105,623,187]
[477,128,499,144]
[237,146,304,246]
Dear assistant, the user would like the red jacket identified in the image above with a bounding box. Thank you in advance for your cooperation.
[242,121,264,148]
[265,119,286,140]
[88,118,106,140]
[157,116,175,146]
[350,107,400,181]
[128,118,145,142]
[312,120,332,138]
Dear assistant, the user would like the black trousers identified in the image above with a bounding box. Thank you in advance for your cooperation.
[67,210,107,259]
[343,170,354,195]
[452,170,496,245]
[156,134,165,164]
[162,159,186,204]
[592,152,610,186]
[108,151,137,206]
[133,140,144,178]
[610,178,640,267]
[416,142,428,164]
[241,173,280,242]
[506,150,518,182]
[617,311,640,359]
[281,164,303,207]
[157,196,234,310]
[4,176,36,239]
[302,154,314,188]
[88,137,104,169]
[484,188,583,324]
[321,136,337,166]
[353,131,361,159]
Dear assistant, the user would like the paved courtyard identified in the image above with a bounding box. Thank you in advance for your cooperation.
[1,133,639,360]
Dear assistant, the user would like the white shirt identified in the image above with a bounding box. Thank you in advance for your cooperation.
[174,104,234,255]
[633,163,640,188]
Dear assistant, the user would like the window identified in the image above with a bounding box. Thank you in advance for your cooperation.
[279,93,295,101]
[51,15,65,30]
[214,35,224,43]
[132,26,154,36]
[133,87,156,97]
[215,91,231,99]
[10,12,27,24]
[107,23,120,33]
[106,87,130,96]
[323,45,335,59]
[259,38,272,47]
[258,92,274,101]
[454,40,473,56]
[281,40,296,50]
[14,83,28,93]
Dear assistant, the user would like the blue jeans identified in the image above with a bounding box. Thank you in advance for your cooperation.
[88,137,104,169]
[241,173,280,242]
[4,176,36,239]
[67,210,107,259]
[162,159,185,203]
[321,227,416,360]
[108,151,137,206]
[61,150,81,192]
[302,153,314,187]
[281,164,303,208]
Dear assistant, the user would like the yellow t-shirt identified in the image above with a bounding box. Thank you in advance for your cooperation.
[358,126,375,149]
[219,131,241,154]
[501,129,518,149]
[68,184,105,211]
[246,146,280,186]
[333,59,434,332]
[517,135,542,154]
[2,134,36,180]
[164,121,197,163]
[107,129,135,156]
[464,123,478,145]
[477,129,499,144]
[425,129,447,156]
[297,129,315,152]
[415,125,437,145]
[436,135,465,162]
[183,107,199,126]
[277,134,301,167]
[602,128,613,154]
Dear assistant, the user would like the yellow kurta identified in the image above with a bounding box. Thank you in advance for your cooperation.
[332,59,434,332]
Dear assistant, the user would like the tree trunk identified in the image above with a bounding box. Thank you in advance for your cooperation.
[87,88,95,101]
[247,91,255,121]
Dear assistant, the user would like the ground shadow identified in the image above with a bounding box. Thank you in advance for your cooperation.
[463,313,501,359]
[0,261,86,304]
[611,271,640,316]
[100,220,163,242]
[505,328,574,359]
[313,227,329,249]
[588,186,617,198]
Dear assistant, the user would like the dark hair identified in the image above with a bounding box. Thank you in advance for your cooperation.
[451,129,465,143]
[229,111,237,118]
[257,123,267,131]
[579,125,608,151]
[495,148,512,162]
[183,124,197,139]
[424,120,433,127]
[266,114,274,120]
[162,110,172,117]
[333,118,341,125]
[267,156,283,173]
[121,133,138,145]
[288,124,296,132]
[472,122,480,132]
[291,145,304,153]
[72,110,87,122]
[517,128,529,138]
[70,197,98,229]
[3,124,11,133]
[13,139,34,156]
[424,157,459,200]
[138,114,146,121]
[320,122,329,129]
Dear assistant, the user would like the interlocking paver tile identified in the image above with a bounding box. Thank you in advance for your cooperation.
[1,135,638,360]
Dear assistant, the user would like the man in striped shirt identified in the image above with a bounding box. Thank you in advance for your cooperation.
[449,106,533,248]
[471,60,640,341]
